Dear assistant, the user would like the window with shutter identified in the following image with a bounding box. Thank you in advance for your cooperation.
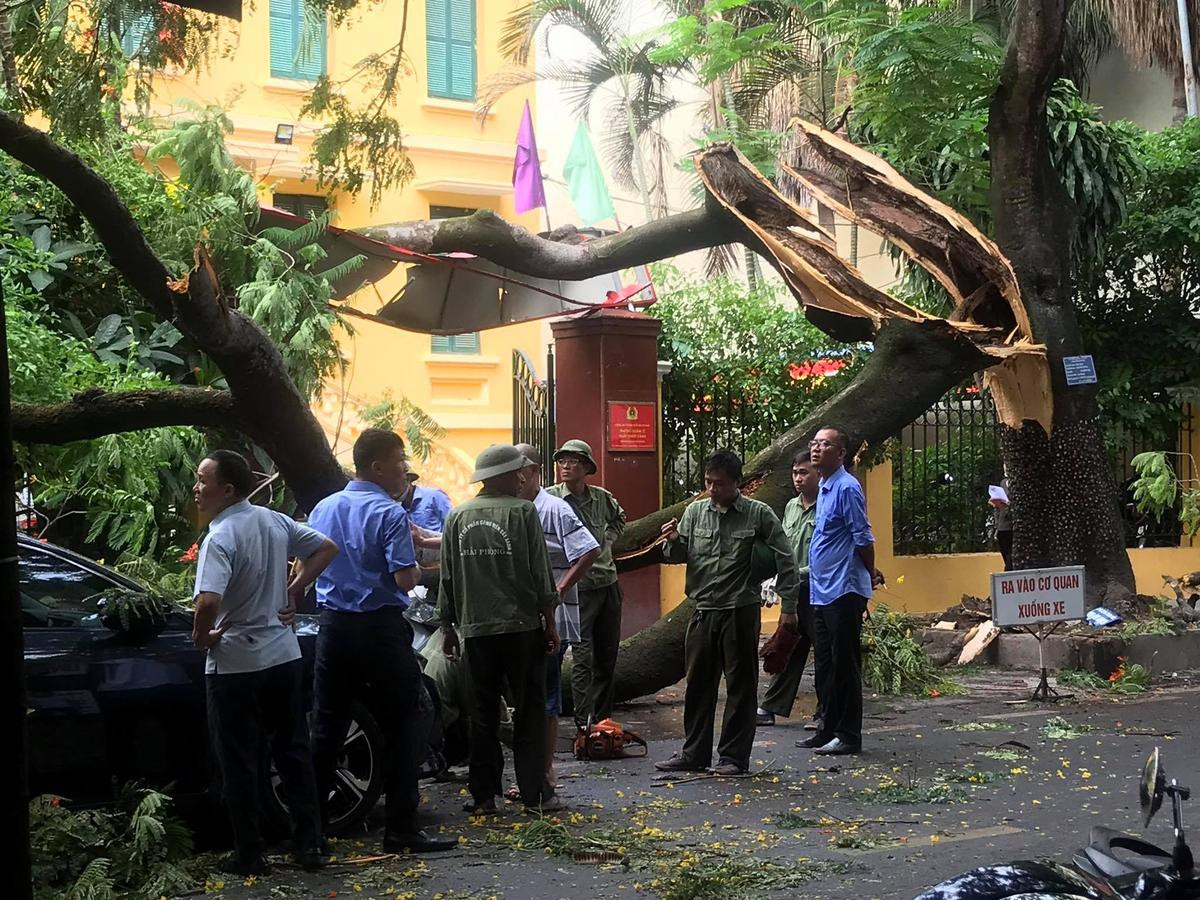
[122,12,155,57]
[274,193,328,219]
[431,333,481,354]
[270,0,327,81]
[426,0,475,101]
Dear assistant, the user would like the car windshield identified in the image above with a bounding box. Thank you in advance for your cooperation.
[20,544,122,627]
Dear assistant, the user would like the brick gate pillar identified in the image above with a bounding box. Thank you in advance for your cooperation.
[551,309,662,636]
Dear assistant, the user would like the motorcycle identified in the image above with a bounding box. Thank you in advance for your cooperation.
[916,747,1196,899]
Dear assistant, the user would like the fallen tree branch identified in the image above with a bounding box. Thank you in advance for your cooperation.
[12,388,239,444]
[358,204,743,280]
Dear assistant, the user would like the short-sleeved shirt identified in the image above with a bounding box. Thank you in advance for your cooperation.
[547,483,625,591]
[663,493,800,612]
[193,499,328,675]
[437,488,558,639]
[809,466,875,606]
[405,485,453,533]
[533,488,600,642]
[308,480,418,613]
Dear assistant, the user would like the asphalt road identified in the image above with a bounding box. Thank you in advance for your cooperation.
[203,669,1200,900]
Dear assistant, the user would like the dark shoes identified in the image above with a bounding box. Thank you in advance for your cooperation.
[463,798,498,814]
[796,734,828,749]
[756,709,776,727]
[292,846,328,871]
[382,829,457,854]
[653,753,708,773]
[218,852,271,876]
[813,737,861,756]
[708,758,748,776]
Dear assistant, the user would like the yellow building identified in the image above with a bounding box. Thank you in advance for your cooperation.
[137,0,547,500]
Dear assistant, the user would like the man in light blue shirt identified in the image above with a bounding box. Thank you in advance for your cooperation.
[192,450,338,876]
[402,471,453,533]
[802,426,884,757]
[307,428,454,855]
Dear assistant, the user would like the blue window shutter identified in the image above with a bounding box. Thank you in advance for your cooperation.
[270,0,325,80]
[122,13,154,57]
[447,0,475,100]
[426,0,449,97]
[269,0,296,78]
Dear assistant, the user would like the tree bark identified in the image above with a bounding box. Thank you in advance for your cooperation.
[12,388,239,444]
[987,0,1135,605]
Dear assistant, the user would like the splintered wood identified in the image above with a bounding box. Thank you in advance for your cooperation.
[694,124,1052,431]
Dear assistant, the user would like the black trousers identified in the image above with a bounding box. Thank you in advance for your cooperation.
[812,593,867,747]
[464,629,547,806]
[760,600,821,719]
[681,604,760,769]
[206,659,321,862]
[312,607,422,835]
[571,582,623,724]
[998,530,1014,571]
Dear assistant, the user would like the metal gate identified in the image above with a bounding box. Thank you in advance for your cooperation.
[512,347,555,467]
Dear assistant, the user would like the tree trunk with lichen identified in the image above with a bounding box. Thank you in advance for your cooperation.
[987,0,1135,607]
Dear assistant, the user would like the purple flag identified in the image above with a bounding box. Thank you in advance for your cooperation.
[512,100,547,214]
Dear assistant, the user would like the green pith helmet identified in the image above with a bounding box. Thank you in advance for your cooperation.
[470,444,532,483]
[553,439,597,475]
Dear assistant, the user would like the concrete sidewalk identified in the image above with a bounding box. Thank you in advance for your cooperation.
[200,669,1199,899]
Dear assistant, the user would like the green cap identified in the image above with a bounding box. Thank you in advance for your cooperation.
[470,444,533,483]
[553,438,597,475]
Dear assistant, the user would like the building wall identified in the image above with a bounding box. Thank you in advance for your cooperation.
[1087,47,1176,131]
[138,0,552,501]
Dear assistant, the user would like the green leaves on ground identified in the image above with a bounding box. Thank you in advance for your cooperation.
[30,784,195,900]
[863,604,958,696]
[1042,716,1096,739]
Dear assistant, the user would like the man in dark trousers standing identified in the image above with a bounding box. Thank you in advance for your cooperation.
[803,426,885,757]
[191,450,339,876]
[653,449,798,776]
[307,429,455,854]
[757,449,822,729]
[438,444,562,814]
[548,439,625,726]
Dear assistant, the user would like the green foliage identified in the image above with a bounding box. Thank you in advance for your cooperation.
[359,391,447,463]
[1060,658,1153,694]
[1130,451,1200,539]
[650,0,787,86]
[862,604,957,696]
[1042,716,1095,739]
[30,784,195,900]
[651,264,859,501]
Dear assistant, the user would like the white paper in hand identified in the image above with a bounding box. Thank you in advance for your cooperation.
[988,484,1009,503]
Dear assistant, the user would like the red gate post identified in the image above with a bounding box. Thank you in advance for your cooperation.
[551,308,662,635]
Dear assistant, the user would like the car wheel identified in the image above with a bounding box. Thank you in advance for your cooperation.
[265,700,384,836]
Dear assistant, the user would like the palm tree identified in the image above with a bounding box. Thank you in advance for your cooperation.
[478,0,687,221]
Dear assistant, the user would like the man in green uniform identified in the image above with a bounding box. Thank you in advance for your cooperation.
[654,449,799,776]
[548,439,626,726]
[757,449,823,729]
[438,444,561,814]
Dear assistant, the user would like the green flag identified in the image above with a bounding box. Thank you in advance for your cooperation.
[562,120,616,225]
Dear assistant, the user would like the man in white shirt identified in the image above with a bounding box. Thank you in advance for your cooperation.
[515,444,600,794]
[192,450,339,876]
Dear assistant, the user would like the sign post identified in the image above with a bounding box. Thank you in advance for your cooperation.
[991,566,1086,701]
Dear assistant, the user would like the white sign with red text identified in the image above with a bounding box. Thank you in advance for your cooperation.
[990,566,1086,627]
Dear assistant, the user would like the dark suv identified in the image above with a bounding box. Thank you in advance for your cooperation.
[20,534,384,833]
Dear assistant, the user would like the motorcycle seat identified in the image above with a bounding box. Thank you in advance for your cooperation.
[1077,826,1171,880]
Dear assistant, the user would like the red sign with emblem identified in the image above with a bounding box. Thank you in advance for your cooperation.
[608,401,657,452]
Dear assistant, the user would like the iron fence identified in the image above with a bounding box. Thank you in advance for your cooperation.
[892,390,1196,555]
[512,347,555,470]
[661,383,789,505]
[892,389,1003,556]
